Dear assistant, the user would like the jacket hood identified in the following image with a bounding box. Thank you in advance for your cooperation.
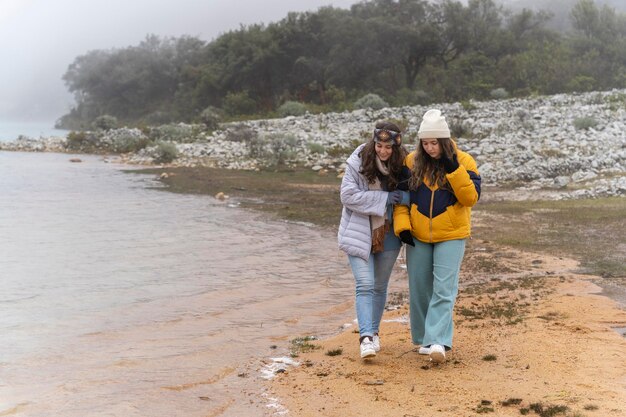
[346,143,366,169]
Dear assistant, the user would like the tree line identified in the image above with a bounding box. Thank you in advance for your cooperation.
[57,0,626,129]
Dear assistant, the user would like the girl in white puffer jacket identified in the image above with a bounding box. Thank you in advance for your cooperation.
[337,121,411,359]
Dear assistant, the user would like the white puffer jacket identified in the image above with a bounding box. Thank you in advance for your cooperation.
[337,144,389,260]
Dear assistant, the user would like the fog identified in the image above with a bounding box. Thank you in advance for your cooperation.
[0,0,357,123]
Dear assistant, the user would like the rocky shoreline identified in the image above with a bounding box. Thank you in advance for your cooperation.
[2,89,625,199]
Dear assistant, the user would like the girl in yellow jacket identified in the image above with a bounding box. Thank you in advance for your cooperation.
[394,109,481,364]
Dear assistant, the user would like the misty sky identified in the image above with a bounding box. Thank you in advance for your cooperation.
[0,0,358,122]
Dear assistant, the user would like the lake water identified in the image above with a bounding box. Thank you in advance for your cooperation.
[0,121,68,142]
[0,151,408,416]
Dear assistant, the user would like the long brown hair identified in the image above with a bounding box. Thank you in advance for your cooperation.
[360,121,408,191]
[409,137,456,190]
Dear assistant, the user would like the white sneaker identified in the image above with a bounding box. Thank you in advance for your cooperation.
[360,337,376,358]
[372,335,381,352]
[418,346,430,355]
[429,344,446,363]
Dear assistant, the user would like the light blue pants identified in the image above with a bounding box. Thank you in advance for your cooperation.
[348,248,401,338]
[406,239,466,349]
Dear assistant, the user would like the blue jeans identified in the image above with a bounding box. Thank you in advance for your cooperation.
[405,239,466,349]
[348,248,401,338]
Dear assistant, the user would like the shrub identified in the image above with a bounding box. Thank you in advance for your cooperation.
[149,124,195,143]
[200,106,222,130]
[307,142,325,154]
[269,133,299,165]
[566,75,596,92]
[66,131,87,149]
[278,101,308,117]
[223,91,257,116]
[246,135,265,159]
[143,110,172,125]
[387,118,410,132]
[515,108,530,121]
[92,115,118,131]
[107,128,151,153]
[490,88,509,100]
[415,90,430,104]
[327,144,353,158]
[393,88,430,106]
[573,116,598,130]
[449,119,473,138]
[325,85,347,108]
[354,93,389,110]
[153,141,178,164]
[225,124,258,143]
[460,100,477,111]
[246,133,299,165]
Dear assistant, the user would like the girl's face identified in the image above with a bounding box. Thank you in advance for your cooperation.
[421,138,441,159]
[375,141,394,161]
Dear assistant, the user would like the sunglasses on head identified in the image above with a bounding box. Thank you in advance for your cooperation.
[373,128,402,145]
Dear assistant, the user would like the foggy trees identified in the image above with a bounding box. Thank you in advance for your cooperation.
[59,0,626,128]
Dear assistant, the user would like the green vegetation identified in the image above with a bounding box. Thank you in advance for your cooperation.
[307,142,325,154]
[199,106,222,130]
[573,116,599,130]
[353,93,389,110]
[144,166,342,229]
[57,0,626,128]
[92,115,118,131]
[501,398,523,406]
[474,197,626,278]
[278,101,308,117]
[482,354,497,361]
[289,336,319,357]
[489,88,509,100]
[528,402,569,417]
[475,400,495,414]
[325,348,343,356]
[153,141,178,164]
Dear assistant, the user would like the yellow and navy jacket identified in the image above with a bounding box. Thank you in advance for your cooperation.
[393,149,481,243]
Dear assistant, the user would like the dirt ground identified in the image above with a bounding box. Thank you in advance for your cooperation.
[268,243,626,417]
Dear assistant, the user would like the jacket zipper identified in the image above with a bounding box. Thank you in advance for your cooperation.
[428,188,434,243]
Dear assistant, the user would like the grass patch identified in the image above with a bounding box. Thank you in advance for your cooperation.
[289,336,320,357]
[583,404,598,411]
[501,398,523,406]
[325,348,343,356]
[475,400,494,413]
[482,354,497,361]
[529,402,568,417]
[474,197,626,278]
[537,311,567,321]
[134,165,342,229]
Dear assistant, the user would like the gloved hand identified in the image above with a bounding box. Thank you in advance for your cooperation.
[387,190,404,205]
[399,230,415,246]
[440,152,459,174]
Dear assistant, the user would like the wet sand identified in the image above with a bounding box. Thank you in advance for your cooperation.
[268,240,626,416]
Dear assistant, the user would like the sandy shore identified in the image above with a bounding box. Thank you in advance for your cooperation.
[268,240,626,417]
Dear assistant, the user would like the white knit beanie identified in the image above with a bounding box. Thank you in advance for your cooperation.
[418,109,450,139]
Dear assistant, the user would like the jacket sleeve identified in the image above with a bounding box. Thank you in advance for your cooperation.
[393,155,414,234]
[340,164,388,217]
[393,203,411,235]
[446,153,481,207]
